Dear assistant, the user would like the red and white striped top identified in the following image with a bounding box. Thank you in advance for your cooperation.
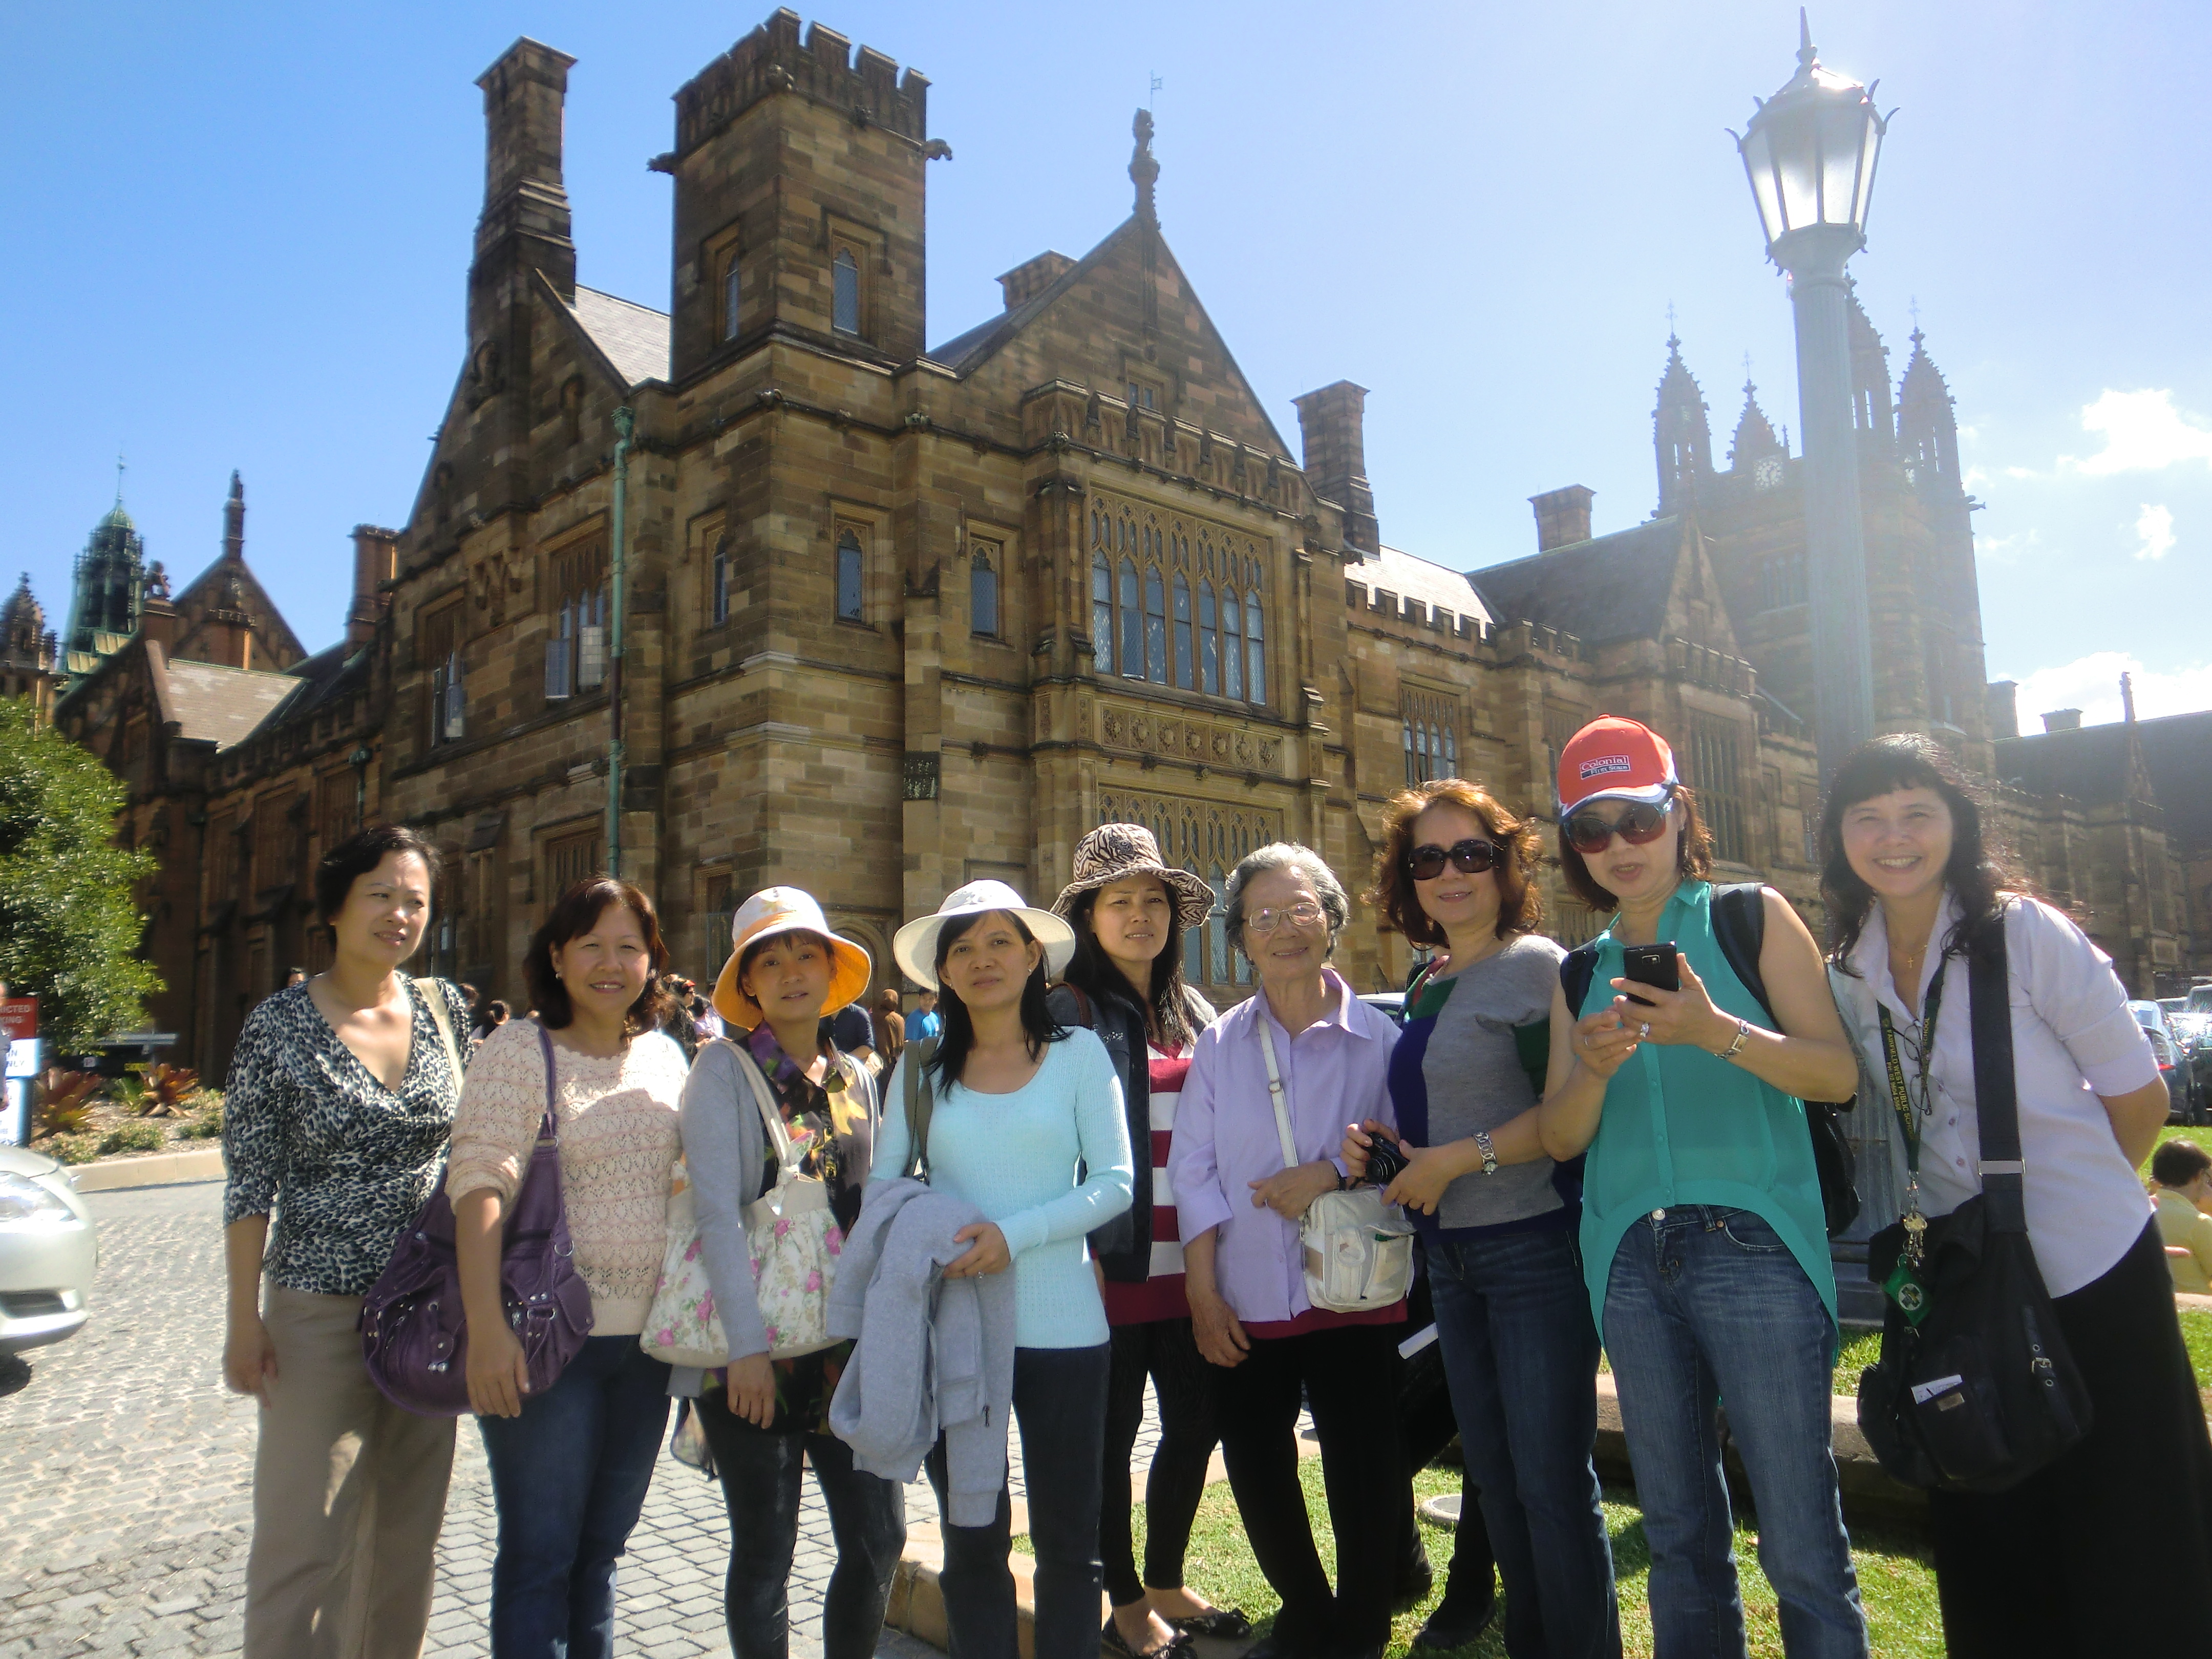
[1101,1041,1192,1327]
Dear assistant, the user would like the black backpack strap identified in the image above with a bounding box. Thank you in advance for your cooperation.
[1559,943,1600,1018]
[1967,911,2026,1234]
[1709,882,1776,1027]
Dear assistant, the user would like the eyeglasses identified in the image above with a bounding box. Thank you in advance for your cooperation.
[1405,839,1504,882]
[1563,796,1673,856]
[1245,900,1325,936]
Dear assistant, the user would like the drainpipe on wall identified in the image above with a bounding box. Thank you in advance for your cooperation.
[605,408,633,878]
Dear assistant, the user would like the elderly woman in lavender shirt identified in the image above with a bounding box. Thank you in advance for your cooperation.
[1167,843,1403,1659]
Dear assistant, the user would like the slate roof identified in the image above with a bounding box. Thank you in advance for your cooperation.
[1466,518,1684,644]
[1357,544,1494,629]
[1996,709,2212,852]
[567,286,672,388]
[160,657,303,752]
[927,220,1133,376]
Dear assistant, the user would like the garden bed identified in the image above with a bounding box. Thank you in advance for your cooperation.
[25,1066,222,1165]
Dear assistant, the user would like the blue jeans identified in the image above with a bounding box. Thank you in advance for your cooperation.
[1427,1227,1620,1658]
[476,1336,673,1658]
[926,1344,1110,1659]
[1603,1207,1865,1659]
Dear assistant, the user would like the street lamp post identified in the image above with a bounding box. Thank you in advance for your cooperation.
[1733,10,1890,786]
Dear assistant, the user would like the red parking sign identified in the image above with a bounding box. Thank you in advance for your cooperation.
[0,998,35,1043]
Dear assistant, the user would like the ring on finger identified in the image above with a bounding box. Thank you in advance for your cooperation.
[1639,1022,1652,1038]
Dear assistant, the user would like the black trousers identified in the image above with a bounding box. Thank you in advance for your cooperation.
[1101,1316,1222,1607]
[1215,1323,1405,1658]
[1929,1220,2212,1657]
[694,1389,907,1659]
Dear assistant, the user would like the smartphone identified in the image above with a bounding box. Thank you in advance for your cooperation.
[1620,943,1681,1007]
[1364,1133,1409,1188]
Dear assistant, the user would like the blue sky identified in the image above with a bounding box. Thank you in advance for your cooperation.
[4,2,2205,729]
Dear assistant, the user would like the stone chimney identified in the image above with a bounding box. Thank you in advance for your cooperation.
[348,526,398,650]
[997,251,1074,310]
[1293,380,1379,557]
[2041,708,2082,733]
[1529,485,1595,551]
[1986,679,2019,740]
[139,589,178,654]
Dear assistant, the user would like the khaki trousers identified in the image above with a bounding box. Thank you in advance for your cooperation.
[243,1285,456,1659]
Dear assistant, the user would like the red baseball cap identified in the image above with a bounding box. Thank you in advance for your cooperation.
[1557,715,1678,816]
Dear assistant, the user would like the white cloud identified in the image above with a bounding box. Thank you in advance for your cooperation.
[1976,527,2038,564]
[2000,650,2212,729]
[2062,389,2212,476]
[2134,502,2176,561]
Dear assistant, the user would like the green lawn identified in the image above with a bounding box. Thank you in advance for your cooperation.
[1056,1457,1943,1657]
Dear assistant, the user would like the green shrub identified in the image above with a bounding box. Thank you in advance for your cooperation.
[97,1121,164,1156]
[46,1134,99,1165]
[113,1075,151,1115]
[179,1102,224,1140]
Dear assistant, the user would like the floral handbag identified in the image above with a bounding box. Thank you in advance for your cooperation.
[642,1041,847,1367]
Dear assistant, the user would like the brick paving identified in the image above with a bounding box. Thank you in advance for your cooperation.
[0,1180,964,1657]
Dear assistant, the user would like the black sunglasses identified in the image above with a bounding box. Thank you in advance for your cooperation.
[1405,838,1505,881]
[1563,795,1673,856]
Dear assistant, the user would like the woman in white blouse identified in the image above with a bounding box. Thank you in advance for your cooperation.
[1821,734,2211,1657]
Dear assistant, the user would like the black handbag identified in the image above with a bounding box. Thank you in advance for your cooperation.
[1854,914,2093,1493]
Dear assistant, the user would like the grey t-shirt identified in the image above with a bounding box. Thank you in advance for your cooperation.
[1406,933,1569,1235]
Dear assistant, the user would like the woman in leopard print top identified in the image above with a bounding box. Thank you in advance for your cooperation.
[220,824,475,1659]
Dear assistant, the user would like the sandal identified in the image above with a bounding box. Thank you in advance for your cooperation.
[1166,1608,1255,1641]
[1101,1617,1196,1659]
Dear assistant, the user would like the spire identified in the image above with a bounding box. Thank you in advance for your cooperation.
[1897,324,1960,487]
[1728,372,1785,470]
[1130,107,1159,226]
[67,488,147,659]
[1845,284,1894,445]
[1654,333,1712,515]
[223,470,245,563]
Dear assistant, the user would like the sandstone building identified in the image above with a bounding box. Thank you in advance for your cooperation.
[20,10,2203,1077]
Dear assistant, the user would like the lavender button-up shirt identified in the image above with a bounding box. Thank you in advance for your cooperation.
[1167,970,1399,1328]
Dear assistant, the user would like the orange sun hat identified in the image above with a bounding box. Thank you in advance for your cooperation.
[711,886,873,1031]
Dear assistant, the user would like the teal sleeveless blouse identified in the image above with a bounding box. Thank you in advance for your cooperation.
[1573,881,1837,1343]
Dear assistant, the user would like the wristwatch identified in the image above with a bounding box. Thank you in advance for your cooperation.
[1473,1131,1499,1176]
[1713,1018,1752,1061]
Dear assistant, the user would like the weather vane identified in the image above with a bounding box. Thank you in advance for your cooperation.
[1148,72,1162,110]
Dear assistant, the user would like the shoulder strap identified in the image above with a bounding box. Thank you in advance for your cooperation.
[1967,911,2027,1233]
[723,1038,799,1181]
[534,1022,559,1141]
[1560,942,1600,1018]
[1709,883,1777,1027]
[414,977,464,1087]
[1064,982,1095,1029]
[903,1035,939,1181]
[1256,1018,1302,1172]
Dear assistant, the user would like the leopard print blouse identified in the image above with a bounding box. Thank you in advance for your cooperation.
[221,978,476,1295]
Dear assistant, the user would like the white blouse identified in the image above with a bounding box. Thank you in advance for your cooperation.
[1830,890,2160,1298]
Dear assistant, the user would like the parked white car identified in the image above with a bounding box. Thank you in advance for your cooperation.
[0,1143,97,1360]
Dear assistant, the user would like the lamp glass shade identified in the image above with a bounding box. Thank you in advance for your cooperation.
[1736,35,1886,247]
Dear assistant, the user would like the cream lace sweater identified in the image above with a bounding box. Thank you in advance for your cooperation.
[446,1019,688,1336]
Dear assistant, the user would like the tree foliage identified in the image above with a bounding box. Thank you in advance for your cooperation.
[0,700,160,1052]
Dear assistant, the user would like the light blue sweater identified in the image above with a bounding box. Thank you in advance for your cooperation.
[873,1028,1133,1349]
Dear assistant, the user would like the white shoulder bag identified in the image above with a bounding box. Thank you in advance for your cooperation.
[1257,1019,1414,1313]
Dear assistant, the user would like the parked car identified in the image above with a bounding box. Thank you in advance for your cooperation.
[0,1143,97,1361]
[2170,1008,2212,1108]
[1359,991,1407,1026]
[2131,1001,2202,1124]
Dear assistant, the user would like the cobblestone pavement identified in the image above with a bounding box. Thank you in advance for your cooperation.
[0,1180,984,1658]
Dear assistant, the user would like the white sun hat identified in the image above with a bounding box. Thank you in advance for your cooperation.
[891,879,1078,992]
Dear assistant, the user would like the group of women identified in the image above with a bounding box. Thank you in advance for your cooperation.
[218,711,2211,1659]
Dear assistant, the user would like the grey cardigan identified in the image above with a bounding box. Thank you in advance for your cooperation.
[676,1038,877,1386]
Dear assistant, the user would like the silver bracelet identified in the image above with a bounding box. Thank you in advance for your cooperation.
[1713,1018,1752,1061]
[1473,1130,1499,1176]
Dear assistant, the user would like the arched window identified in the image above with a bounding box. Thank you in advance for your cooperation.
[970,547,999,637]
[1118,558,1142,679]
[1091,550,1114,674]
[1172,573,1193,689]
[721,256,742,343]
[832,249,860,336]
[1245,595,1266,703]
[836,529,865,621]
[1144,564,1167,684]
[711,535,732,625]
[1208,865,1228,984]
[1198,580,1219,696]
[1221,589,1243,700]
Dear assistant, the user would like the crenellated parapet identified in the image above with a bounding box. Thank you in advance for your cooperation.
[1344,577,1488,645]
[673,9,928,159]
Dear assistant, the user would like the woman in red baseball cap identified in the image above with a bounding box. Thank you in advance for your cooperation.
[1534,715,1869,1659]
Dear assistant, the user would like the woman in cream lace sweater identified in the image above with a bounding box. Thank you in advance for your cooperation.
[448,877,690,1659]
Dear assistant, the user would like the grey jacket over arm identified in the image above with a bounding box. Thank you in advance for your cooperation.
[678,1039,776,1366]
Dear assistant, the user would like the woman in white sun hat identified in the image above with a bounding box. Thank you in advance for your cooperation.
[872,879,1136,1659]
[682,888,905,1659]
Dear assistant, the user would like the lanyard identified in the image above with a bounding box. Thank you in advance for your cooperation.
[1876,958,1946,1267]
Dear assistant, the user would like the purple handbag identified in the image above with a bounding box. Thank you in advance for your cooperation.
[360,1024,594,1416]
